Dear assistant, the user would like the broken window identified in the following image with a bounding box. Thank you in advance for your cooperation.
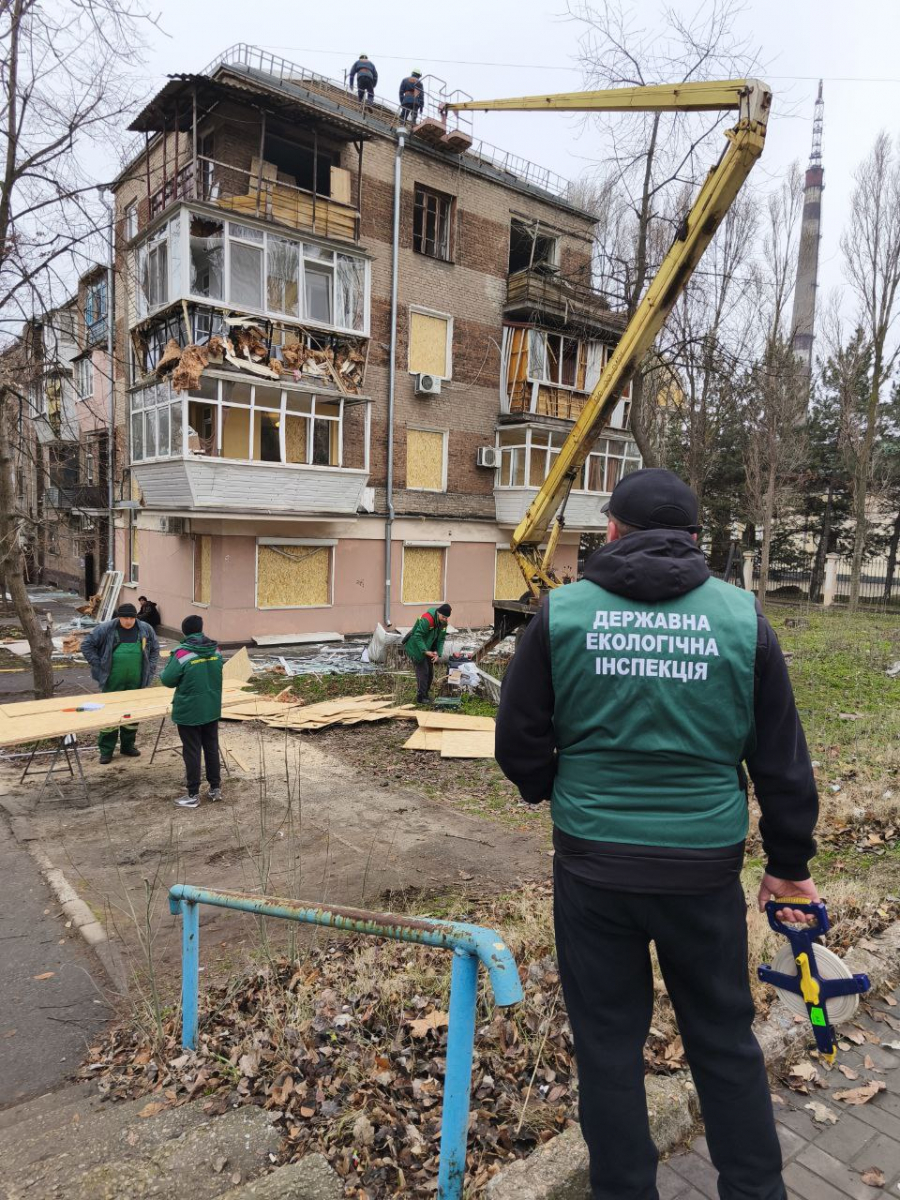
[497,428,527,488]
[189,216,224,300]
[256,540,332,608]
[136,220,175,317]
[130,381,185,463]
[413,185,453,261]
[336,254,365,331]
[267,236,300,316]
[263,134,332,196]
[409,310,451,378]
[508,219,559,274]
[85,279,107,343]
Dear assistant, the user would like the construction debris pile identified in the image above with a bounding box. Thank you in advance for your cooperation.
[150,313,367,396]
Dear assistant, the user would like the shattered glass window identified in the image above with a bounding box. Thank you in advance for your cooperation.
[267,237,300,316]
[336,255,365,331]
[189,216,224,300]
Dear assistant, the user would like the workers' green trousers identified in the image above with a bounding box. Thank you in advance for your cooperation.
[97,641,142,755]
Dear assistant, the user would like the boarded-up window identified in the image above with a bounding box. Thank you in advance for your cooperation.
[495,550,524,601]
[402,547,445,605]
[193,535,211,604]
[406,429,445,491]
[257,543,331,608]
[409,311,450,378]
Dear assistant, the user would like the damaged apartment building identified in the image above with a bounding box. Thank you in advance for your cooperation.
[112,46,637,638]
[18,269,113,597]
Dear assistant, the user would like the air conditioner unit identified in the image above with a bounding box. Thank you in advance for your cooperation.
[159,516,186,536]
[414,373,442,396]
[476,446,501,469]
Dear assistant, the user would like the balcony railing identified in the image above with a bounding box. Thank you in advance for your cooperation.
[150,156,360,242]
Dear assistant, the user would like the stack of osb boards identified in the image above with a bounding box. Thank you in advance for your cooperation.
[257,694,418,732]
[403,712,496,759]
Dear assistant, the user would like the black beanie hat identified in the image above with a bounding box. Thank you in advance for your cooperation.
[437,603,452,616]
[117,603,138,618]
[182,615,204,636]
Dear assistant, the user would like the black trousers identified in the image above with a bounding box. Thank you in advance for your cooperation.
[177,721,221,796]
[357,84,374,102]
[554,861,785,1200]
[414,657,434,702]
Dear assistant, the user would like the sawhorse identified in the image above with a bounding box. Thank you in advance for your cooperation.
[19,733,90,804]
[149,716,233,776]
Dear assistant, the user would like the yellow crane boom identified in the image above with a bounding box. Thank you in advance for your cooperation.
[446,80,771,601]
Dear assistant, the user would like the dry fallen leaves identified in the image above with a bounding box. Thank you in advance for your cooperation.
[860,1167,885,1188]
[137,1101,166,1119]
[833,1081,887,1105]
[805,1101,839,1125]
[408,1010,450,1039]
[32,971,55,981]
[838,1065,860,1081]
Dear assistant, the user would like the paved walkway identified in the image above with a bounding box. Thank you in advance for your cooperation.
[0,812,109,1108]
[663,984,900,1198]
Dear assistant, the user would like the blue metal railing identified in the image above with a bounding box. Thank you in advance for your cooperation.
[168,884,523,1200]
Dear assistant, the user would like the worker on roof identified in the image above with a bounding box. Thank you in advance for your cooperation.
[496,468,819,1200]
[82,602,160,765]
[399,71,424,125]
[404,603,451,703]
[349,54,378,106]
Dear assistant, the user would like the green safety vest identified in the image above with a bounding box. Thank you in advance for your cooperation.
[547,577,758,850]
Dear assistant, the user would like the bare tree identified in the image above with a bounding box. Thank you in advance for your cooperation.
[743,165,806,601]
[567,0,762,466]
[0,0,150,695]
[840,133,900,609]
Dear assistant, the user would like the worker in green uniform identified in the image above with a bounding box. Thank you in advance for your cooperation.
[82,602,160,764]
[403,603,451,703]
[161,615,224,809]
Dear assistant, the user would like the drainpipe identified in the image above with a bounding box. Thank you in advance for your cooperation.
[99,190,116,572]
[384,129,405,626]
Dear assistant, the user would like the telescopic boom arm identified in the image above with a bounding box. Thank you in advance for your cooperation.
[446,80,772,597]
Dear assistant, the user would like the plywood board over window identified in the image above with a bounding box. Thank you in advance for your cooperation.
[495,549,524,601]
[402,547,445,605]
[193,535,211,605]
[409,310,450,378]
[257,543,331,608]
[406,429,446,491]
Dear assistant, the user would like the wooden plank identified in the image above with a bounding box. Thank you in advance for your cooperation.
[403,728,444,751]
[439,729,496,759]
[417,713,496,732]
[222,646,253,683]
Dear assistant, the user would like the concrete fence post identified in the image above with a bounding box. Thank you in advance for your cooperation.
[742,552,755,593]
[823,553,840,607]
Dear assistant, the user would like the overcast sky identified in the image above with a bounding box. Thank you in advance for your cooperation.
[132,0,900,314]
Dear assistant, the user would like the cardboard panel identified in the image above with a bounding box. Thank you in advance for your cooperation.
[439,729,496,759]
[495,549,524,602]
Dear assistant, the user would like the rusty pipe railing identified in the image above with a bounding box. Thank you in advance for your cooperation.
[168,884,522,1200]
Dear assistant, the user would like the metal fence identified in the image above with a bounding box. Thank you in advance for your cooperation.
[749,553,900,609]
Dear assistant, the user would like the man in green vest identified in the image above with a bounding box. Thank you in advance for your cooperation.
[161,615,224,809]
[496,469,818,1200]
[82,602,160,764]
[404,603,451,703]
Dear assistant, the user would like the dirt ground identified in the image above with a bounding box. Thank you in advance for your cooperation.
[0,716,549,990]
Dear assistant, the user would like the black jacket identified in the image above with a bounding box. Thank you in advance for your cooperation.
[495,530,818,893]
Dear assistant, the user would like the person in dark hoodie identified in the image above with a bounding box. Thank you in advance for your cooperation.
[495,468,818,1200]
[161,615,224,809]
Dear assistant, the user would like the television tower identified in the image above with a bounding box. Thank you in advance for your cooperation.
[791,81,824,381]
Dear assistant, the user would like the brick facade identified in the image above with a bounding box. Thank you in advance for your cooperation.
[106,58,627,634]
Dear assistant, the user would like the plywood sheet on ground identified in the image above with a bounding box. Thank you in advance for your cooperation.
[439,729,496,759]
[222,646,254,683]
[417,713,496,731]
[403,728,444,751]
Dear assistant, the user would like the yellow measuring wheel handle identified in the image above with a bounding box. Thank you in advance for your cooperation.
[795,953,821,1006]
